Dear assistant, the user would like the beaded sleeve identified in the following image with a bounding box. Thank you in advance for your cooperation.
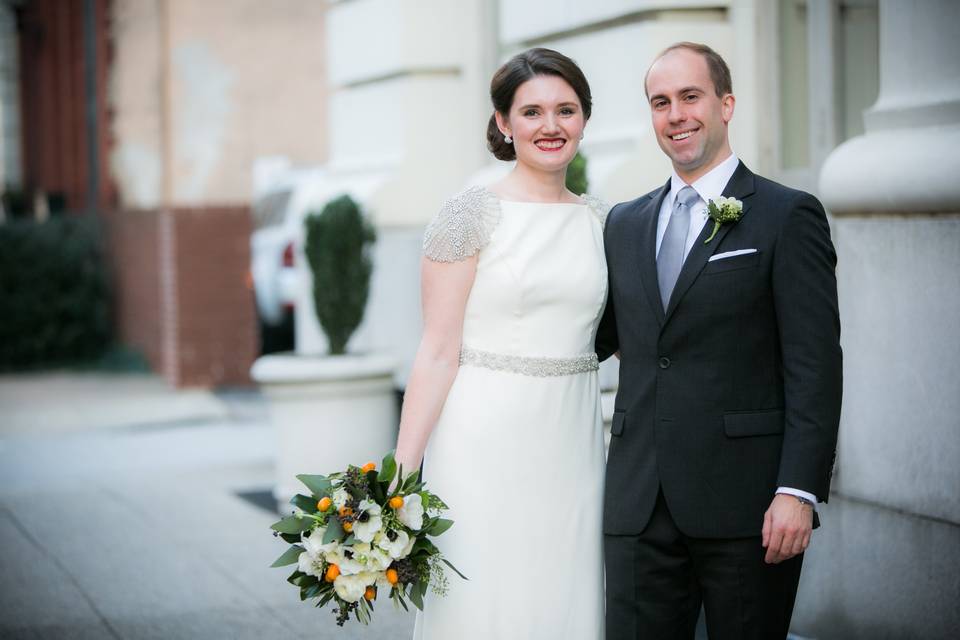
[422,186,502,262]
[581,194,611,226]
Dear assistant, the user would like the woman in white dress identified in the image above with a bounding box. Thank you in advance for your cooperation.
[394,48,608,639]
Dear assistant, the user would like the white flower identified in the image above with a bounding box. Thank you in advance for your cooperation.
[400,533,416,558]
[327,547,365,576]
[375,529,412,559]
[302,528,339,557]
[351,541,391,571]
[396,493,424,530]
[333,571,378,603]
[332,488,350,510]
[352,499,383,543]
[375,571,394,590]
[297,551,325,578]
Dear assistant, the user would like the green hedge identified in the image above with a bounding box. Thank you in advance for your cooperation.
[566,151,589,195]
[304,195,376,355]
[0,215,112,371]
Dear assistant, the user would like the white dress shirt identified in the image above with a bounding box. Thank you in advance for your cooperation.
[655,152,818,508]
[656,152,740,259]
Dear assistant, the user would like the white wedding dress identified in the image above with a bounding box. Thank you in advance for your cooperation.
[413,186,608,640]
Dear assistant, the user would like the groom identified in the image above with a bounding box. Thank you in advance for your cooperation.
[596,42,842,639]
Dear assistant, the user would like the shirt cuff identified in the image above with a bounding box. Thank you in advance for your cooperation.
[777,487,818,510]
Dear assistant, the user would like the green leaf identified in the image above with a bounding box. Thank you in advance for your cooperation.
[400,468,421,491]
[323,516,344,544]
[411,537,438,555]
[380,451,397,485]
[296,474,331,496]
[368,469,385,503]
[270,544,305,568]
[287,569,305,585]
[407,582,424,610]
[303,582,323,600]
[318,591,335,608]
[290,493,319,514]
[442,558,468,580]
[270,515,314,534]
[426,518,454,537]
[278,532,300,545]
[291,573,319,588]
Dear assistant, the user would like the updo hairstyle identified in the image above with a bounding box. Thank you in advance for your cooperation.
[486,48,592,161]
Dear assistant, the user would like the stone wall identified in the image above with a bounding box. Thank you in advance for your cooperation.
[791,2,960,637]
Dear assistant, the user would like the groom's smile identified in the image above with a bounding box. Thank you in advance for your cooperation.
[669,128,698,141]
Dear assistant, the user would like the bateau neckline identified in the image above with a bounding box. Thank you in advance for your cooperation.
[482,186,587,207]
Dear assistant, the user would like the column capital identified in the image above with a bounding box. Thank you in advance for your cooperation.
[819,0,960,214]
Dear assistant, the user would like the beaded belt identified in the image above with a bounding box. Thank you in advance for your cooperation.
[459,346,599,377]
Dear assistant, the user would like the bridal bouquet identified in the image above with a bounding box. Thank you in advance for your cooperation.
[269,451,464,626]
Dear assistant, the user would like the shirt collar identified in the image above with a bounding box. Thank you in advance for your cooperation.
[669,152,740,206]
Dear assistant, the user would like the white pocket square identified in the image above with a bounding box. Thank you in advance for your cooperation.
[708,248,758,262]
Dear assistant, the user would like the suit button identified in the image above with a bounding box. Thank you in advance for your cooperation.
[658,357,671,369]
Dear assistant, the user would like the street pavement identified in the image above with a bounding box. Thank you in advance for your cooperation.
[0,373,413,639]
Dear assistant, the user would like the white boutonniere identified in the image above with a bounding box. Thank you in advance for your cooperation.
[704,196,743,244]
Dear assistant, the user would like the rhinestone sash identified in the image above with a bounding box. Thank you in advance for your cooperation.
[459,346,599,377]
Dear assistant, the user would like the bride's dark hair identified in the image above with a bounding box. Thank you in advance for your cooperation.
[486,48,592,162]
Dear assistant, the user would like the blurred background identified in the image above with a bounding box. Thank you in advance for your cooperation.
[0,0,957,638]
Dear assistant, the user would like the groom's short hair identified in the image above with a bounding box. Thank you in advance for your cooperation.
[646,42,733,98]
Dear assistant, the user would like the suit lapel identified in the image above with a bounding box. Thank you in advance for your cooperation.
[636,179,671,325]
[662,162,757,325]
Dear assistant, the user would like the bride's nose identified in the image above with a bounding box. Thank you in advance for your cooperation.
[541,113,560,133]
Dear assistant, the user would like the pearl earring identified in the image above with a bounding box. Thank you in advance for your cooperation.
[504,134,513,144]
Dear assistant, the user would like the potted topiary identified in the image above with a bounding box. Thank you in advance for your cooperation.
[251,195,397,512]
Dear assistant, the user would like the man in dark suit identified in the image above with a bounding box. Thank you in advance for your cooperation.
[596,42,842,639]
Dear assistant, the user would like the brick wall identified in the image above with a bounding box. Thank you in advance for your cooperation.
[106,207,163,370]
[105,205,257,388]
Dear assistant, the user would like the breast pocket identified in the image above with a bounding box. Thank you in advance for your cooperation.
[702,250,761,275]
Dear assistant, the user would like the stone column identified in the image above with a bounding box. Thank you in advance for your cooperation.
[794,2,960,637]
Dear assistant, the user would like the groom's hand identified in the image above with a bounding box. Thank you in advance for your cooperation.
[761,494,813,564]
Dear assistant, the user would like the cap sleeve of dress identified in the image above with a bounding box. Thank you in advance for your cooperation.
[581,193,612,227]
[422,186,502,262]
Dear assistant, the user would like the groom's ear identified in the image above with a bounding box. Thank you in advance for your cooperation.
[721,93,736,124]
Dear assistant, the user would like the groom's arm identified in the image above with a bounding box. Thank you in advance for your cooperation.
[763,191,842,563]
[595,212,619,362]
[595,292,618,362]
[772,192,842,498]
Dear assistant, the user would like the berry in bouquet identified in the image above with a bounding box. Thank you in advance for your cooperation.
[270,451,465,626]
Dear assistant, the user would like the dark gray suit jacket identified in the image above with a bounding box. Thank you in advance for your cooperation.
[596,161,842,538]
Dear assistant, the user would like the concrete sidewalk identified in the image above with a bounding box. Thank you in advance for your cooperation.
[0,373,413,639]
[0,372,230,435]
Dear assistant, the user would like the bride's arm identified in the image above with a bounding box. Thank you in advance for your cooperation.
[393,254,477,473]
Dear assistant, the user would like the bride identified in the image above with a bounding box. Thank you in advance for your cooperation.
[394,48,609,639]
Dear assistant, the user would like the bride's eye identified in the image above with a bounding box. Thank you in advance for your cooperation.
[523,108,539,117]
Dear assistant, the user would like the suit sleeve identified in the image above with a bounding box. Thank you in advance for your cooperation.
[772,192,843,502]
[595,289,618,362]
[595,207,620,362]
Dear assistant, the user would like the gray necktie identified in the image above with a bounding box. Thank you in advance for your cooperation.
[657,186,699,309]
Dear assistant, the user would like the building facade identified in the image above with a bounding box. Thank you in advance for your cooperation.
[302,1,957,637]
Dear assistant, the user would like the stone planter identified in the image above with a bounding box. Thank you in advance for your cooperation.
[251,353,397,513]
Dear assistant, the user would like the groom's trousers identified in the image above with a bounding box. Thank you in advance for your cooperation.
[604,490,803,640]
